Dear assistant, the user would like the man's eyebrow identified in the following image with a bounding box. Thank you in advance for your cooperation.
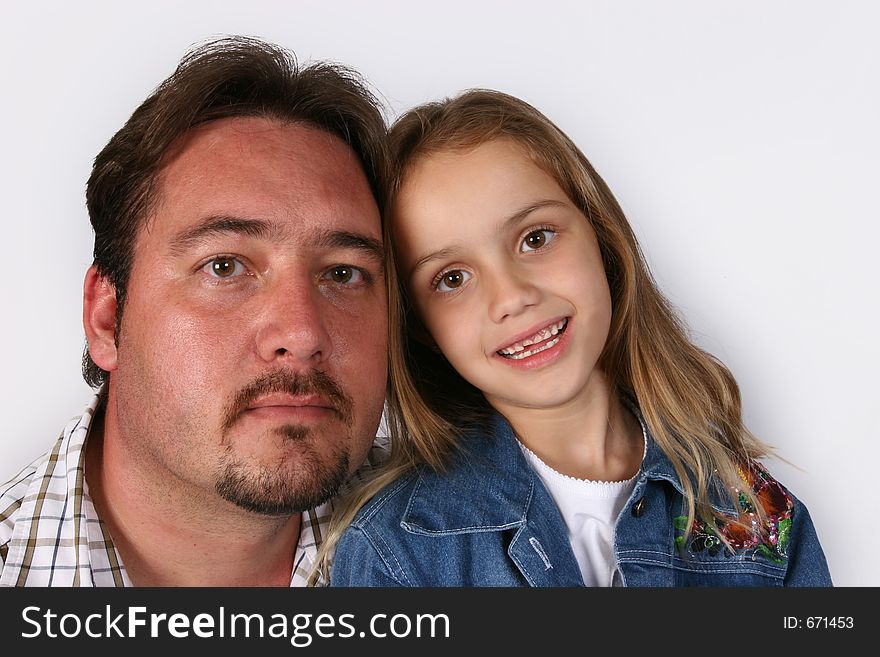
[169,215,276,254]
[408,199,568,279]
[168,217,384,263]
[314,229,384,263]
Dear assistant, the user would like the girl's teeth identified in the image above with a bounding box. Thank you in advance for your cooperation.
[508,337,560,360]
[498,319,567,356]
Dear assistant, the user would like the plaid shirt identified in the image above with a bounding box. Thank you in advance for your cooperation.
[0,392,385,587]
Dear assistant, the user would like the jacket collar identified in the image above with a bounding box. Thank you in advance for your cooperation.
[402,414,534,533]
[401,414,585,587]
[401,407,738,534]
[635,411,739,516]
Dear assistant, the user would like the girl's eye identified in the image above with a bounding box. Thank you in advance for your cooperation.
[435,269,471,293]
[203,256,246,279]
[520,229,556,252]
[323,265,366,285]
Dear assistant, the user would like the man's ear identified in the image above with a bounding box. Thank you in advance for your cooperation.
[83,265,119,373]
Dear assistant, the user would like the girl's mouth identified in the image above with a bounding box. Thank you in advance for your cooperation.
[496,318,569,360]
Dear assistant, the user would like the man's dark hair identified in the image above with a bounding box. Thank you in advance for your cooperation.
[83,36,389,387]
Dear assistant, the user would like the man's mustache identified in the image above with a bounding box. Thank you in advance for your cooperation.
[222,369,354,432]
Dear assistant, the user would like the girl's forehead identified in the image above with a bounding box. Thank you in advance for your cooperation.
[406,137,534,174]
[397,140,558,206]
[400,152,574,238]
[391,142,593,264]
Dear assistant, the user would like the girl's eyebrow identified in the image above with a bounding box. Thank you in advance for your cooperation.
[503,199,568,227]
[407,199,568,279]
[408,246,461,280]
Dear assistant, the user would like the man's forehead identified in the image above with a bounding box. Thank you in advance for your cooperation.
[164,116,352,165]
[142,116,380,244]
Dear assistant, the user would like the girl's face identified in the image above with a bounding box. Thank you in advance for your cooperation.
[392,139,612,414]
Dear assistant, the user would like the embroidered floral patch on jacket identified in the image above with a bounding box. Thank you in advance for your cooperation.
[674,461,794,562]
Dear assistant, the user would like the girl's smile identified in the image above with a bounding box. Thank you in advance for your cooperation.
[493,316,571,368]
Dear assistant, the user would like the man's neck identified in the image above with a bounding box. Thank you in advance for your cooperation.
[84,399,303,587]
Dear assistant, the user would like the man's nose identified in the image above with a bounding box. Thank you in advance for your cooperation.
[253,276,332,366]
[486,267,541,323]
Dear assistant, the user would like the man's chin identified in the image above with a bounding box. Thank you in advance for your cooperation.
[214,448,351,516]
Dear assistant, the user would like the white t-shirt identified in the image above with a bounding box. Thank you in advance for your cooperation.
[518,430,646,587]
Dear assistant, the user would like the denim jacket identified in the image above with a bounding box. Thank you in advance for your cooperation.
[331,414,832,587]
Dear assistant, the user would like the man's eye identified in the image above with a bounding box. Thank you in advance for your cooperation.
[323,266,366,285]
[520,229,556,252]
[203,256,246,279]
[435,269,471,292]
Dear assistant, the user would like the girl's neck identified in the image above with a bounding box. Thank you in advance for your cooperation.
[493,370,644,482]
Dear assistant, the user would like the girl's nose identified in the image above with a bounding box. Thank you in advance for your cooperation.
[486,269,541,323]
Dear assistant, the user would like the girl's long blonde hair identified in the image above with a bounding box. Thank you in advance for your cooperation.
[314,89,774,583]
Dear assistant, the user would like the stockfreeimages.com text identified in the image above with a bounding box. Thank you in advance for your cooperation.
[21,605,450,646]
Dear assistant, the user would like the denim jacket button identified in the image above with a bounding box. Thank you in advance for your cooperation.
[631,496,647,517]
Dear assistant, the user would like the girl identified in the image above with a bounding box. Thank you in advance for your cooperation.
[326,90,831,586]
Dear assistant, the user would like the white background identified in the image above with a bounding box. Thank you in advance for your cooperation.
[1,1,876,586]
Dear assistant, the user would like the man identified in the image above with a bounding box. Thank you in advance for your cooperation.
[0,36,389,586]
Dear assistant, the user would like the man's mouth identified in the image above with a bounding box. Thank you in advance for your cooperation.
[496,318,569,360]
[222,369,354,432]
[243,393,340,424]
[246,393,334,411]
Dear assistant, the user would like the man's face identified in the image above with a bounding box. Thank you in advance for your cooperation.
[110,117,387,515]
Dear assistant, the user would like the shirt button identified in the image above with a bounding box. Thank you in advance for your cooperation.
[631,496,647,517]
